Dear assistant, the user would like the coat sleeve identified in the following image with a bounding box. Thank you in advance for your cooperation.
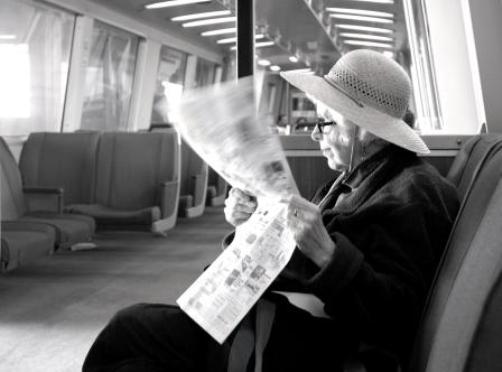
[305,201,448,350]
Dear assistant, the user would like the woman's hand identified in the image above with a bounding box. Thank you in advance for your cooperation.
[224,188,258,227]
[285,195,336,268]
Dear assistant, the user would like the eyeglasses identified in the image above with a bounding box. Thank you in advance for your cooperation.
[314,120,337,134]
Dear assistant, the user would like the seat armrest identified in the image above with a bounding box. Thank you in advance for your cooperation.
[159,180,178,218]
[23,187,64,213]
[23,186,64,195]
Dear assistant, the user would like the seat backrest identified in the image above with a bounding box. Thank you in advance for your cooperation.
[446,134,502,200]
[95,132,178,210]
[410,142,502,372]
[19,132,101,205]
[0,137,25,220]
[462,269,502,372]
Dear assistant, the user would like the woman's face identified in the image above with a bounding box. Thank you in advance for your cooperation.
[311,102,358,171]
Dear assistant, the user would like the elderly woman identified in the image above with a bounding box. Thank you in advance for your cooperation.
[83,50,459,372]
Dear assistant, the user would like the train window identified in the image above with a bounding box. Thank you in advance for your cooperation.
[150,46,188,126]
[80,21,139,131]
[254,0,441,134]
[0,0,74,136]
[195,58,219,87]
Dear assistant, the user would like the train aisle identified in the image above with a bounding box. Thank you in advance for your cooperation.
[0,207,232,372]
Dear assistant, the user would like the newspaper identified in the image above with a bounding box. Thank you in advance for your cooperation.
[174,76,299,344]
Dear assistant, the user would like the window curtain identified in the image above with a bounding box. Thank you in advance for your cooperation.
[80,21,139,131]
[195,58,217,88]
[150,46,188,126]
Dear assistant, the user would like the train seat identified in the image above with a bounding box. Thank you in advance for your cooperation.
[0,137,95,250]
[1,221,56,272]
[66,132,179,233]
[409,137,502,372]
[206,167,228,207]
[446,134,502,200]
[178,140,208,218]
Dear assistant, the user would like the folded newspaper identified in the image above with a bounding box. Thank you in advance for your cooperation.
[174,76,299,343]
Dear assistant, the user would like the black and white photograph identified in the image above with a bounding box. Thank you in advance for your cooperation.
[0,0,501,371]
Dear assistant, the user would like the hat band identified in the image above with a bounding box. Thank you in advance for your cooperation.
[323,75,364,108]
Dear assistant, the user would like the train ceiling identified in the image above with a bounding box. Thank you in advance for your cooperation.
[89,0,407,74]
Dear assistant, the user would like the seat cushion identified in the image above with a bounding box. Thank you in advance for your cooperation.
[1,230,54,272]
[20,213,94,248]
[65,204,160,230]
[27,211,96,232]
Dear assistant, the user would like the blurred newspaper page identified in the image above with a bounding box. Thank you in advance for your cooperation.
[175,76,299,343]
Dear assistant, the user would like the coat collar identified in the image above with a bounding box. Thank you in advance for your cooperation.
[322,145,417,214]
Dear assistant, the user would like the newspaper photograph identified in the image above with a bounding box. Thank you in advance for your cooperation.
[174,76,299,343]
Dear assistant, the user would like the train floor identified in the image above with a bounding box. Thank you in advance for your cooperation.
[0,206,232,372]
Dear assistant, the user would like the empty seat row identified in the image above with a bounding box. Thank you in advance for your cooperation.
[19,131,180,233]
[148,126,229,216]
[0,137,95,271]
[1,130,229,271]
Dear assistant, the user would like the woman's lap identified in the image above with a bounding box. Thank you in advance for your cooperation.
[82,303,229,372]
[83,297,348,372]
[262,294,346,372]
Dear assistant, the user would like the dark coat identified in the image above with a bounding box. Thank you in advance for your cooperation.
[225,146,460,369]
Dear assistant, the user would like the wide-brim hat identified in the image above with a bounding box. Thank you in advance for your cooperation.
[280,49,429,154]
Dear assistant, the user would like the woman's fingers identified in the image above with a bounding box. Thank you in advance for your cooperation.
[231,211,254,224]
[224,201,256,214]
[230,188,256,203]
[285,196,318,224]
[224,188,258,227]
[224,195,257,213]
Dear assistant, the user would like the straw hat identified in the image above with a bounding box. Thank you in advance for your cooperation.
[280,49,429,154]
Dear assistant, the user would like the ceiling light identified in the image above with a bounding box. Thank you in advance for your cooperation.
[145,0,211,9]
[330,14,394,24]
[257,59,271,66]
[256,41,275,48]
[201,28,236,36]
[182,16,236,28]
[230,41,274,50]
[171,10,231,22]
[270,65,281,72]
[216,34,264,44]
[289,56,299,63]
[335,24,394,34]
[0,35,16,40]
[217,37,236,44]
[326,7,394,18]
[339,32,393,41]
[343,40,394,48]
[349,0,394,4]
